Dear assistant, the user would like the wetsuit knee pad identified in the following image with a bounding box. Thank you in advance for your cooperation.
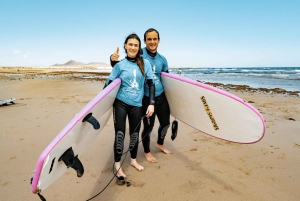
[129,132,139,150]
[115,131,125,154]
[158,124,170,139]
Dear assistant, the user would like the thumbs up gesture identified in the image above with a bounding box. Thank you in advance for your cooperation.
[110,47,119,61]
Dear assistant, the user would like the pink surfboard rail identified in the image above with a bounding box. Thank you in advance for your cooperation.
[31,78,121,193]
[161,72,266,143]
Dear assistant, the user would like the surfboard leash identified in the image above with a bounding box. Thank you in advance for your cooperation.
[86,115,148,201]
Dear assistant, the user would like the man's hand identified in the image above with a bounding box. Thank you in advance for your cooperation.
[111,47,119,61]
[146,105,154,117]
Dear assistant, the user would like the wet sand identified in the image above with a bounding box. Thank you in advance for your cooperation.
[0,68,300,201]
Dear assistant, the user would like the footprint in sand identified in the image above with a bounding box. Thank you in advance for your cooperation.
[132,182,145,188]
[265,166,273,170]
[101,167,112,173]
[186,166,194,171]
[183,181,203,193]
[293,143,300,148]
[1,182,10,186]
[276,153,286,160]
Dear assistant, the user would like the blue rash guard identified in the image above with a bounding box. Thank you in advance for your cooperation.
[141,47,168,97]
[107,58,153,107]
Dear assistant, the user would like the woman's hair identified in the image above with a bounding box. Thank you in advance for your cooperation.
[124,33,145,76]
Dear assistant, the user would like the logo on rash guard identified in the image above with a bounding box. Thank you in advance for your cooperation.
[126,69,140,96]
[152,65,159,85]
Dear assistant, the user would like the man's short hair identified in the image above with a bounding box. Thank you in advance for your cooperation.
[144,28,160,41]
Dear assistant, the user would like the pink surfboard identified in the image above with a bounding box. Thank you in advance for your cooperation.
[31,78,121,193]
[161,72,265,143]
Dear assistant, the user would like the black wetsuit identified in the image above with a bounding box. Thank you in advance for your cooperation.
[110,48,170,154]
[141,92,170,152]
[112,99,143,161]
[105,56,155,161]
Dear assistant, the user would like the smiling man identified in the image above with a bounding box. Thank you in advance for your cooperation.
[110,28,172,163]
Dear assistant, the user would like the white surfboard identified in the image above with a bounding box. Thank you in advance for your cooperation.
[161,72,265,143]
[31,78,121,193]
[0,98,16,106]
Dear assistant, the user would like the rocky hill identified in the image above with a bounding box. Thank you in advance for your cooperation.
[53,60,110,67]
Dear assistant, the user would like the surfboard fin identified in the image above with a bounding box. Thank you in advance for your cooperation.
[82,113,100,130]
[171,120,178,141]
[58,147,84,177]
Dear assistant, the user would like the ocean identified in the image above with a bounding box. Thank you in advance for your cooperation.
[169,67,300,92]
[1,66,299,93]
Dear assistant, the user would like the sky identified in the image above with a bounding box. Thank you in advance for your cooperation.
[0,0,299,67]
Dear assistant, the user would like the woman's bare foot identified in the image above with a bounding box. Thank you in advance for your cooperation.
[156,143,172,154]
[115,162,126,178]
[130,159,144,171]
[144,152,157,163]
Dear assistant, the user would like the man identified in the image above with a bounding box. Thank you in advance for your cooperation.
[177,68,182,75]
[110,28,171,163]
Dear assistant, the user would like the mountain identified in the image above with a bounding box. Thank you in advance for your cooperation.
[86,62,110,67]
[64,60,86,66]
[52,60,110,67]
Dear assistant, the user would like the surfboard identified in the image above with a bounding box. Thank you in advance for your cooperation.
[0,98,16,106]
[161,72,265,143]
[31,78,121,194]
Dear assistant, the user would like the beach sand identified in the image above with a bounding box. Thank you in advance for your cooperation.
[1,71,300,201]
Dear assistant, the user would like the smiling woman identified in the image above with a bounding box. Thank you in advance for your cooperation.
[125,39,139,58]
[103,33,155,182]
[123,34,145,76]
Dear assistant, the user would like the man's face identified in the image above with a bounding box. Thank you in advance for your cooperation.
[144,31,160,53]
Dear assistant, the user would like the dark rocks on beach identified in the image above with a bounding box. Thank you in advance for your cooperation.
[200,81,300,97]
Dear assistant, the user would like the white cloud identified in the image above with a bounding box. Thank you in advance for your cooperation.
[23,52,30,58]
[13,50,21,54]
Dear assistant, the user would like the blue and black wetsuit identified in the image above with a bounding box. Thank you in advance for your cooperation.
[105,57,155,162]
[111,48,170,154]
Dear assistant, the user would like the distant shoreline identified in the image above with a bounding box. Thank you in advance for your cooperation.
[1,67,299,97]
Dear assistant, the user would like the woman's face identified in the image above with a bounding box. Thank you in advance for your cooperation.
[125,38,139,58]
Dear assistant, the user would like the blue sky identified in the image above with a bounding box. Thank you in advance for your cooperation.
[0,0,299,67]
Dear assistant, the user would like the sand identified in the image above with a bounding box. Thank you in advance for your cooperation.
[0,71,300,201]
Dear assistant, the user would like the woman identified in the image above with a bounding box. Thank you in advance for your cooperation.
[104,33,155,179]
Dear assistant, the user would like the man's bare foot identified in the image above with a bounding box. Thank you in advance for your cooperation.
[115,162,126,178]
[144,152,157,163]
[130,159,144,171]
[156,143,172,154]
